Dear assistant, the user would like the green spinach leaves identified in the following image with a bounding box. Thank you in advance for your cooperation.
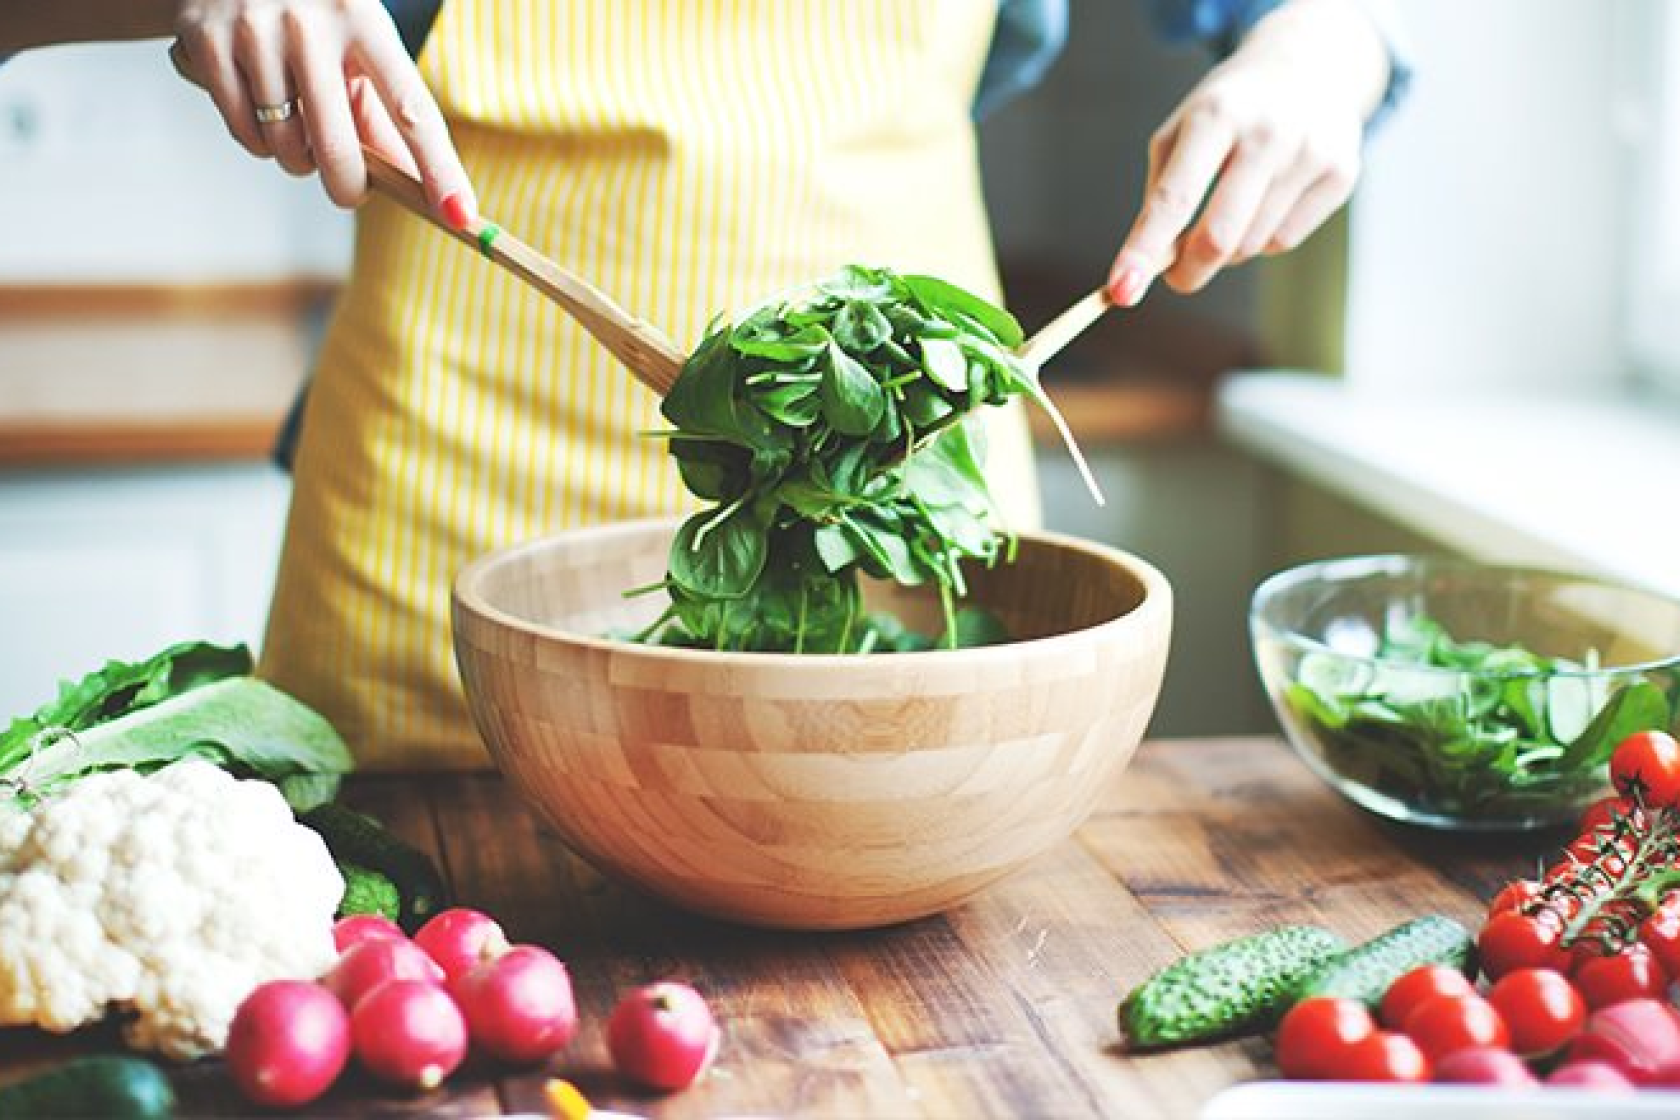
[641,265,1060,653]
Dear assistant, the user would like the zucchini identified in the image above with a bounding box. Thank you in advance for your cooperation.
[0,1056,175,1119]
[1291,914,1476,1011]
[300,802,451,933]
[1119,925,1348,1049]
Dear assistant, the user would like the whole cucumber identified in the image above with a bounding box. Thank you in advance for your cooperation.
[1119,925,1348,1049]
[0,1056,176,1119]
[1291,914,1476,1011]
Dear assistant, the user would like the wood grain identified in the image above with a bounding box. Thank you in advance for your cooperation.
[0,418,283,466]
[451,518,1174,930]
[0,737,1556,1119]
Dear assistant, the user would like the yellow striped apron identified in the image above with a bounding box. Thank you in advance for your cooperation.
[261,0,1042,770]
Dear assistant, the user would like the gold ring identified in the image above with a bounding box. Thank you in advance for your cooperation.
[254,99,298,124]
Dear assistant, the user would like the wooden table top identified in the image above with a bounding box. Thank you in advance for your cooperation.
[1,736,1561,1119]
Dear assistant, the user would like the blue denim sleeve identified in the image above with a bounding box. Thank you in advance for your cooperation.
[1145,0,1286,53]
[974,0,1069,120]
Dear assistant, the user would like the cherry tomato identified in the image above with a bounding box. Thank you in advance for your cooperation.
[1610,730,1680,807]
[1573,946,1669,1010]
[1572,795,1639,839]
[1639,910,1680,977]
[1275,997,1375,1080]
[1403,993,1511,1061]
[1379,965,1475,1030]
[1563,833,1633,879]
[1338,1030,1432,1082]
[1486,880,1542,920]
[1478,912,1570,980]
[1486,968,1586,1056]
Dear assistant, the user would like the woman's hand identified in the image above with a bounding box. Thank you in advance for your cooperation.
[1107,0,1391,306]
[171,0,476,225]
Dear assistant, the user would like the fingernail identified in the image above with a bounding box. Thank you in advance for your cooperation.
[1108,266,1151,308]
[440,191,476,231]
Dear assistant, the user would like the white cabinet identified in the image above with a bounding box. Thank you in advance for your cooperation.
[0,465,291,717]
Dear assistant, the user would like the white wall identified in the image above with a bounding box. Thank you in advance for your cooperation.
[0,42,350,281]
[1344,0,1629,392]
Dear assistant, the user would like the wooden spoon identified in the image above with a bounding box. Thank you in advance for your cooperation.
[363,150,686,397]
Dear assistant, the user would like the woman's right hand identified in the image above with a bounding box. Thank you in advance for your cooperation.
[170,0,476,226]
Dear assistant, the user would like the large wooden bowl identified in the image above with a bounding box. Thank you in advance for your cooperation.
[452,518,1172,930]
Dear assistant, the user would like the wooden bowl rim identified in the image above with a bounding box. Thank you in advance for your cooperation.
[453,516,1171,669]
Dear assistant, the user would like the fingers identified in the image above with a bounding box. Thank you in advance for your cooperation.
[285,8,365,205]
[170,0,474,221]
[1234,159,1321,263]
[1239,130,1360,260]
[1162,136,1279,294]
[1111,46,1372,305]
[348,73,418,178]
[1108,107,1232,307]
[171,30,270,158]
[1268,165,1358,253]
[348,3,477,225]
[231,6,314,177]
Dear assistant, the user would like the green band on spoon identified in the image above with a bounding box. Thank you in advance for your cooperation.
[477,223,502,258]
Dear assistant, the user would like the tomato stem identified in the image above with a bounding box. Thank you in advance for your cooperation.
[1553,801,1680,951]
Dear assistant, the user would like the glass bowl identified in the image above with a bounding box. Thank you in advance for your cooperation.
[1250,555,1680,831]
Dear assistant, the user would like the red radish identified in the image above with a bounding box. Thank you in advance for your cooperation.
[414,908,509,980]
[226,980,351,1109]
[325,937,445,1009]
[333,914,407,954]
[451,945,578,1063]
[1546,1059,1637,1089]
[350,979,468,1090]
[607,982,720,1092]
[1563,998,1680,1084]
[1431,1046,1536,1087]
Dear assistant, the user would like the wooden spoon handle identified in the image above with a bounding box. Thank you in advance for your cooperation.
[362,150,685,397]
[1016,288,1113,369]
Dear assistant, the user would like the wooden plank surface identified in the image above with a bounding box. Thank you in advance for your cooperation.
[0,737,1560,1118]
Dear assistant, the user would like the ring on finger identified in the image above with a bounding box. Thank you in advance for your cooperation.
[254,98,300,124]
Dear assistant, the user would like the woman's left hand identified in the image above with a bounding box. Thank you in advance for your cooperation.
[1107,0,1392,307]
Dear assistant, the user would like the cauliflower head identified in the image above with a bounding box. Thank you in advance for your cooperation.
[0,761,342,1059]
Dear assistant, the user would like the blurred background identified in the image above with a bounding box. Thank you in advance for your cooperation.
[4,0,1679,738]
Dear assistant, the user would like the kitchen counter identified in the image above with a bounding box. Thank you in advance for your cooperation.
[0,736,1551,1118]
[0,284,323,467]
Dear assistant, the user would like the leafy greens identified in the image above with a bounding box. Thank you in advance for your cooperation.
[639,264,1088,653]
[1284,615,1677,821]
[0,641,354,814]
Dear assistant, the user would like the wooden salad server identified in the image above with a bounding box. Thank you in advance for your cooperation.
[362,149,687,398]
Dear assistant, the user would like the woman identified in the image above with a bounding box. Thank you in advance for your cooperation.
[3,0,1404,769]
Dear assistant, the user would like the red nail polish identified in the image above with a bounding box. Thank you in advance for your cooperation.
[440,191,475,231]
[1110,266,1151,308]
